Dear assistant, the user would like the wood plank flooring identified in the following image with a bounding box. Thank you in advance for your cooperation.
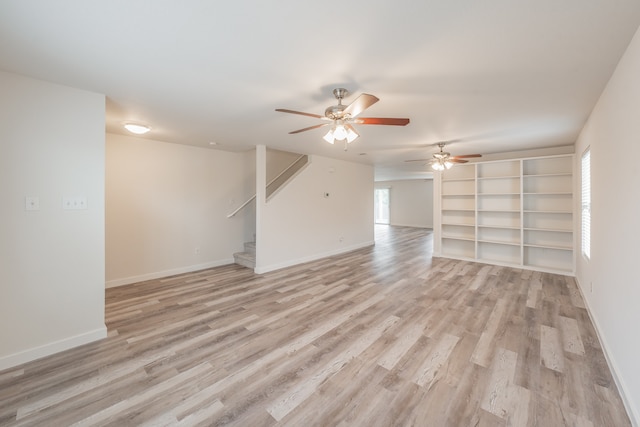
[0,225,631,426]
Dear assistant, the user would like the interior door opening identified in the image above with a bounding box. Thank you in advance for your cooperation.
[374,188,390,224]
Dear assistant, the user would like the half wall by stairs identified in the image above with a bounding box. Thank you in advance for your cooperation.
[230,149,310,270]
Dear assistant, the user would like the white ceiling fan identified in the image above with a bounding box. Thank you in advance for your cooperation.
[276,88,410,150]
[405,142,482,170]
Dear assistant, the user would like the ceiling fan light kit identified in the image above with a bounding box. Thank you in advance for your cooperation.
[276,87,410,150]
[432,159,454,171]
[323,120,359,145]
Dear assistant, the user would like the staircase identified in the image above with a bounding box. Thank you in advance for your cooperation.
[233,242,256,269]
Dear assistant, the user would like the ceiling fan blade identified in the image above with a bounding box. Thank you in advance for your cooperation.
[449,159,469,163]
[276,108,324,119]
[404,159,432,163]
[451,154,482,159]
[288,123,329,134]
[342,93,379,118]
[356,117,410,126]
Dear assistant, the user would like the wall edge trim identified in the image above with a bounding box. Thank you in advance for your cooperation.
[255,241,374,274]
[574,277,639,426]
[0,327,107,372]
[106,258,234,288]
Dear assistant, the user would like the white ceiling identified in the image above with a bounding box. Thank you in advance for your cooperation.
[2,1,640,181]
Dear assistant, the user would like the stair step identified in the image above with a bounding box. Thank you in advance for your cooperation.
[233,251,255,269]
[244,241,256,255]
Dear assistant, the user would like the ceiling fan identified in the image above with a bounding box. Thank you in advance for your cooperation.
[276,88,410,150]
[405,142,482,171]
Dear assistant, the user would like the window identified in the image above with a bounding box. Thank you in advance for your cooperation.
[581,148,591,259]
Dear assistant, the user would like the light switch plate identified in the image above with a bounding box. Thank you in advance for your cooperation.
[63,196,87,210]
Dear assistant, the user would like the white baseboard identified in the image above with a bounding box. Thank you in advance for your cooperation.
[0,327,107,372]
[574,277,639,426]
[105,258,234,288]
[254,241,374,274]
[389,223,433,229]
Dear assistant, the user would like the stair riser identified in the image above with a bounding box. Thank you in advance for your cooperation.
[244,242,256,255]
[233,252,255,269]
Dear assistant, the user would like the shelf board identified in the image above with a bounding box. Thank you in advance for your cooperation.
[442,193,476,197]
[524,243,573,251]
[523,227,573,233]
[522,263,573,274]
[478,225,521,230]
[478,192,521,196]
[479,257,522,265]
[442,178,475,182]
[442,208,475,212]
[477,175,520,180]
[523,172,572,178]
[478,209,520,213]
[442,222,475,227]
[442,235,475,242]
[523,192,572,196]
[523,210,572,214]
[478,239,521,247]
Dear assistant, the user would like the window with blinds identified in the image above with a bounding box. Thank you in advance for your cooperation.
[581,148,591,259]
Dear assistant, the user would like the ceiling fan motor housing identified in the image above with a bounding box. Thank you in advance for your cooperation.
[325,88,349,119]
[325,104,347,120]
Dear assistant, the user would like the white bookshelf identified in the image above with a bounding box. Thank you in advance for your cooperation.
[437,154,574,274]
[440,164,476,259]
[521,156,573,272]
[476,160,522,266]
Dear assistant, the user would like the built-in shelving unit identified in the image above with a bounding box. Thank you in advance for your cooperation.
[441,164,476,259]
[436,154,574,274]
[477,160,521,265]
[521,156,573,272]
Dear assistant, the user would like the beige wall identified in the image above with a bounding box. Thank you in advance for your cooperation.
[257,154,374,273]
[0,71,106,370]
[105,133,253,287]
[376,179,433,228]
[575,25,640,423]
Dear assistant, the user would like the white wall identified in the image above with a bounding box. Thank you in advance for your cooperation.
[575,25,640,424]
[266,148,301,182]
[256,155,374,273]
[105,134,253,287]
[0,71,106,370]
[376,179,433,228]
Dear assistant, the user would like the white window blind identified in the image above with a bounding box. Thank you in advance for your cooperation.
[581,148,591,259]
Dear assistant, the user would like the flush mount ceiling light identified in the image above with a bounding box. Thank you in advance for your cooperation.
[123,123,151,135]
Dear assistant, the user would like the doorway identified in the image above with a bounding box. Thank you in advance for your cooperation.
[374,188,390,224]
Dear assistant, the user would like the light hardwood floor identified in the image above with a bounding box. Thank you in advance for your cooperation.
[0,226,631,426]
